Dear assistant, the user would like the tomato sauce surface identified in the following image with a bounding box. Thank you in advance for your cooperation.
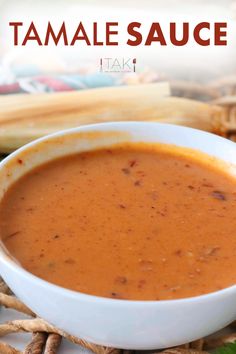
[1,144,236,300]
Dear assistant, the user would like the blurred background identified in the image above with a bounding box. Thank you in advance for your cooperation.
[0,0,235,155]
[0,0,235,95]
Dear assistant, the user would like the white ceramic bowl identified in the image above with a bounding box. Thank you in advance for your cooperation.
[0,122,235,350]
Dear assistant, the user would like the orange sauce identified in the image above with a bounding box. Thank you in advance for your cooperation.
[0,143,236,300]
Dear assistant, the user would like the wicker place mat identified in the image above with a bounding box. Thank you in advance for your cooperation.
[0,307,81,354]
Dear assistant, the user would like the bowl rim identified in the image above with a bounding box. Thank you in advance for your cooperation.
[0,121,236,306]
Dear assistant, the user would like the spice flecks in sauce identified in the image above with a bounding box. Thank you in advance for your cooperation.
[0,144,236,300]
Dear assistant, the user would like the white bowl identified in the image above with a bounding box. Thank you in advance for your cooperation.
[0,122,235,350]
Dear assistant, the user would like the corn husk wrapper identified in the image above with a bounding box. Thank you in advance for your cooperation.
[0,82,229,153]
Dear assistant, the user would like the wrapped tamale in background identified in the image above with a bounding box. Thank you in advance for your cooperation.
[0,82,235,153]
[0,1,235,155]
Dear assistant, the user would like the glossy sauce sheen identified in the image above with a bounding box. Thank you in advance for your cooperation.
[1,144,236,300]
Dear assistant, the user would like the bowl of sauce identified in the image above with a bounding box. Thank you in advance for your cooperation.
[0,122,235,349]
